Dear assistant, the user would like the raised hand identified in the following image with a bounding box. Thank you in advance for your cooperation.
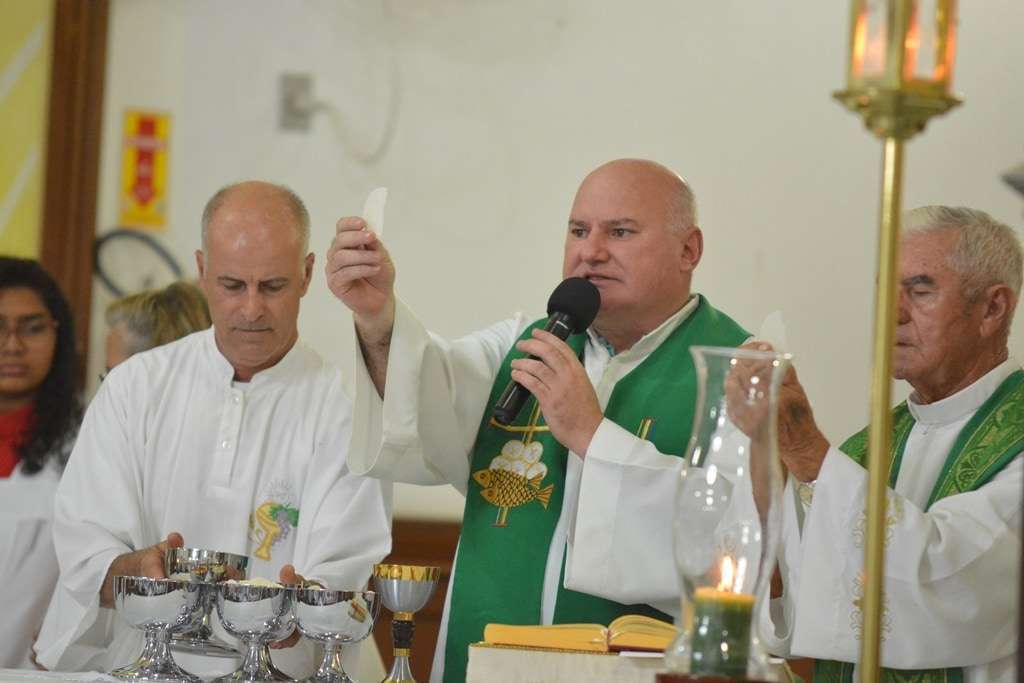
[326,217,398,394]
[325,216,396,335]
[727,342,829,482]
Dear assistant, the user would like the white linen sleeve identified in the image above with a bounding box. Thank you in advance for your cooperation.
[788,447,1022,669]
[35,372,145,671]
[563,418,684,618]
[294,382,393,590]
[348,298,528,494]
[757,476,804,658]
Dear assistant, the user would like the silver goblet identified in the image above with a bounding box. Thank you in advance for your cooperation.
[372,565,440,683]
[294,589,380,683]
[212,583,296,683]
[165,547,250,658]
[110,576,205,683]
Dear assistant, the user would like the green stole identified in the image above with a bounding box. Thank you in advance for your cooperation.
[442,296,748,683]
[814,369,1024,683]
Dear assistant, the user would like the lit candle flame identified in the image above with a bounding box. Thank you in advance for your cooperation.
[904,14,921,80]
[716,556,735,592]
[852,3,887,79]
[716,555,749,593]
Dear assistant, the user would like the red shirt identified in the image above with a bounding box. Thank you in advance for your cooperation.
[0,403,34,478]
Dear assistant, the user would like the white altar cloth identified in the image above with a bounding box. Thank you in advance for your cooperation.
[0,671,117,683]
[466,645,664,683]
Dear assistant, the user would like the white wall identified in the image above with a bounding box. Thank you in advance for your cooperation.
[90,0,1024,521]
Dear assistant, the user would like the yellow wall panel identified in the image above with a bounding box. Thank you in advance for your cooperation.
[0,51,48,190]
[0,168,42,257]
[0,0,54,258]
[0,0,49,68]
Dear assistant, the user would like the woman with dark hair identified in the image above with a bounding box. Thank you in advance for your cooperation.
[0,257,81,668]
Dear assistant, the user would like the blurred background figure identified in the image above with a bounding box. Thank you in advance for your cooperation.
[103,281,211,372]
[0,257,82,668]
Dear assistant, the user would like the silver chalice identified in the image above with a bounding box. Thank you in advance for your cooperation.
[294,588,380,683]
[372,565,440,683]
[110,576,205,683]
[212,582,296,683]
[165,547,249,658]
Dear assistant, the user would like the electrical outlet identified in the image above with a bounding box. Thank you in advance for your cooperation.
[279,73,314,132]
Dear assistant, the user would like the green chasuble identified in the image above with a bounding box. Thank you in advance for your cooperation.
[814,369,1024,683]
[442,296,748,683]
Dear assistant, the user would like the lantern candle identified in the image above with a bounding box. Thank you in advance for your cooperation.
[690,557,754,678]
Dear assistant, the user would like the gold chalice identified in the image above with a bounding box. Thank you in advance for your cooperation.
[372,564,440,683]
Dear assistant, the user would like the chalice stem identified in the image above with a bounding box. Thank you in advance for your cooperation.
[238,641,286,681]
[385,618,417,683]
[187,605,216,639]
[138,631,165,669]
[309,643,352,683]
[383,654,414,683]
[149,628,174,667]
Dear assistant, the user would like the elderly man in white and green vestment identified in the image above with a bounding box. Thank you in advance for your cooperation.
[758,206,1023,683]
[325,159,751,683]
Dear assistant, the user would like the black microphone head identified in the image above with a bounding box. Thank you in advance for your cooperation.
[546,277,601,333]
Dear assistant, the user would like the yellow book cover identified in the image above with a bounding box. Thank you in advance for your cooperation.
[482,615,676,653]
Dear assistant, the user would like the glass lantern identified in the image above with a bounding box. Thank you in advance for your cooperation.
[845,0,957,95]
[666,346,791,680]
[835,0,960,139]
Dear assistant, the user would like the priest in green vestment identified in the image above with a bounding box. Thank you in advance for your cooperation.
[754,206,1023,683]
[326,159,749,683]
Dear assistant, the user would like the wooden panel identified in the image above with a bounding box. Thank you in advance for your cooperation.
[39,0,109,374]
[374,519,461,682]
[789,658,813,680]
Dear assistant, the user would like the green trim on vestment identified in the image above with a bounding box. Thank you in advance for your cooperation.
[813,370,1024,683]
[927,371,1024,507]
[442,296,748,683]
[813,662,963,683]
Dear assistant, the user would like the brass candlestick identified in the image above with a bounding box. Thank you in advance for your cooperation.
[833,2,960,679]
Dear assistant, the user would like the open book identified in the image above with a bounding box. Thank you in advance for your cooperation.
[482,614,677,653]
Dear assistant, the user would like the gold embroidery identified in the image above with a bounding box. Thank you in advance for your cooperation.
[475,403,554,527]
[249,500,300,561]
[487,418,551,434]
[852,491,904,548]
[850,571,892,642]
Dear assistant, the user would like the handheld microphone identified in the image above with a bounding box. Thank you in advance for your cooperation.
[492,277,601,425]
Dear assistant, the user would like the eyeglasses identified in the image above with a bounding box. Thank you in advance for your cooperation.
[0,318,58,347]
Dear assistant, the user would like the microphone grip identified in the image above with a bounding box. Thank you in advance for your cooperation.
[492,379,530,426]
[491,313,574,426]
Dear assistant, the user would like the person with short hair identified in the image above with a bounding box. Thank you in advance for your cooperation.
[0,258,81,669]
[758,206,1023,681]
[37,181,391,678]
[103,280,211,372]
[328,158,749,683]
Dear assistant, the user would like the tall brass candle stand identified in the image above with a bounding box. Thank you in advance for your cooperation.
[833,1,960,679]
